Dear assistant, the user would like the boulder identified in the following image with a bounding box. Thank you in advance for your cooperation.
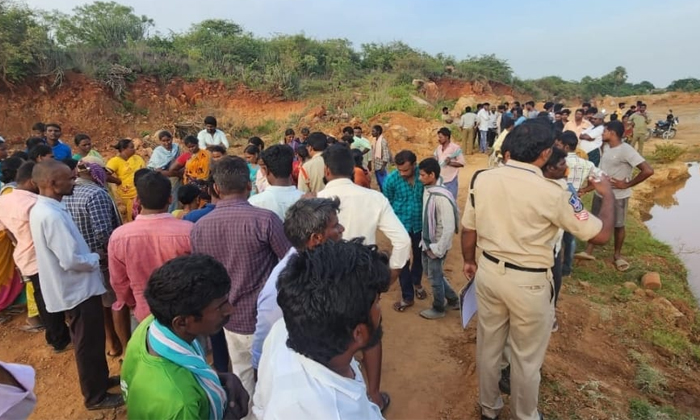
[642,272,662,290]
[412,79,425,88]
[578,281,591,291]
[387,124,410,143]
[410,95,432,107]
[623,281,638,291]
[423,82,439,101]
[652,297,684,320]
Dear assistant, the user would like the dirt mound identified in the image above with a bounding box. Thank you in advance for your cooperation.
[0,72,307,155]
[434,77,516,101]
[368,111,446,158]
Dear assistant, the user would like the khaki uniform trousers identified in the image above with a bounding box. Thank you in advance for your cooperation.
[475,255,554,420]
[630,132,646,155]
[463,127,476,155]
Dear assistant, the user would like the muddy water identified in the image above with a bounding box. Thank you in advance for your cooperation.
[645,162,700,302]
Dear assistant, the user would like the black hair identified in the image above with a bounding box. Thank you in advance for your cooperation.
[300,127,310,135]
[244,145,260,156]
[62,158,78,170]
[11,151,28,160]
[418,157,440,179]
[113,139,133,151]
[136,170,171,210]
[526,101,535,107]
[561,108,571,116]
[352,126,363,132]
[284,197,341,250]
[351,149,363,168]
[497,105,506,111]
[25,137,45,150]
[465,106,472,113]
[326,136,338,145]
[295,144,309,160]
[284,128,296,137]
[437,127,451,138]
[372,125,383,135]
[74,133,91,146]
[506,120,555,163]
[248,136,265,150]
[543,146,567,174]
[28,145,53,162]
[544,101,554,111]
[183,135,198,146]
[514,101,521,107]
[260,144,294,179]
[145,254,231,327]
[512,108,523,118]
[537,111,550,118]
[553,103,564,113]
[204,116,217,126]
[582,102,591,108]
[605,120,625,139]
[586,107,598,115]
[307,132,328,152]
[340,134,354,144]
[134,168,152,186]
[209,145,227,155]
[502,116,515,129]
[1,157,23,183]
[322,143,354,178]
[610,113,619,121]
[342,126,354,136]
[575,108,585,115]
[177,184,201,205]
[16,161,36,184]
[211,156,250,194]
[442,107,449,112]
[560,130,579,150]
[32,122,45,133]
[277,239,390,365]
[394,150,416,166]
[159,130,173,140]
[45,123,61,131]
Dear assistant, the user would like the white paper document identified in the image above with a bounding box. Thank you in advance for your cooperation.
[460,280,478,328]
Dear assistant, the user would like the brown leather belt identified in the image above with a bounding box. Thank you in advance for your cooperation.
[483,252,548,273]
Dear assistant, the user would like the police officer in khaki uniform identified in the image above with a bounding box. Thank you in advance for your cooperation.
[460,120,614,420]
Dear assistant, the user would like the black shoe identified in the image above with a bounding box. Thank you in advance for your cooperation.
[481,415,498,420]
[107,375,120,389]
[86,393,124,411]
[498,365,511,395]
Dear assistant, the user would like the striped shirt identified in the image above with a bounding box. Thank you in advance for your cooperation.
[383,167,424,233]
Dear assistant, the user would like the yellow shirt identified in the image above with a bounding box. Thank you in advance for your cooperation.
[462,160,603,268]
[184,149,211,184]
[107,155,146,199]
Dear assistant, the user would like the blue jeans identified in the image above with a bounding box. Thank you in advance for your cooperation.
[422,251,459,312]
[375,168,388,192]
[479,130,489,153]
[561,231,575,277]
[443,178,459,201]
[399,231,424,302]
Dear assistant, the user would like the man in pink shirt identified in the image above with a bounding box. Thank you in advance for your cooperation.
[0,161,71,351]
[108,171,192,334]
[433,127,465,201]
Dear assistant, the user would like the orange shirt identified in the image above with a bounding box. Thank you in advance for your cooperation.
[353,167,371,188]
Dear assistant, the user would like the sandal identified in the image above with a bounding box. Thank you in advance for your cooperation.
[379,391,391,413]
[106,350,123,359]
[392,300,414,312]
[414,287,428,300]
[19,323,45,332]
[615,258,630,272]
[574,252,596,261]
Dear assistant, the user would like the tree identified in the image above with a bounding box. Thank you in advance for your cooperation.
[0,0,50,86]
[50,1,153,49]
[667,78,700,92]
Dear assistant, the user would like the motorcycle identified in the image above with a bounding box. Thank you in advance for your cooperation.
[651,117,679,140]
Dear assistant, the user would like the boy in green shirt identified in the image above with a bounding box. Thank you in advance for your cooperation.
[120,254,249,420]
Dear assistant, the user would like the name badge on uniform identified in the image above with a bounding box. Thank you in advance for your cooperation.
[568,193,584,213]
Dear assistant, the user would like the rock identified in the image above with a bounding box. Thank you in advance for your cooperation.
[623,281,638,291]
[387,124,410,143]
[423,82,439,100]
[634,288,646,298]
[578,281,591,291]
[642,272,662,290]
[645,289,656,298]
[652,297,684,320]
[412,79,425,88]
[410,95,432,107]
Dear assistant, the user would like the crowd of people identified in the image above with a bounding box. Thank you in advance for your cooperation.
[0,98,656,420]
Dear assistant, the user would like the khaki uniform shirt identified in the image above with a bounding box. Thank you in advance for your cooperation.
[298,152,325,193]
[461,160,603,268]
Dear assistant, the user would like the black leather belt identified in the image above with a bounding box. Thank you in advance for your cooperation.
[483,252,548,273]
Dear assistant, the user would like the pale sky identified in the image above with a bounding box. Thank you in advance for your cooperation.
[21,0,700,87]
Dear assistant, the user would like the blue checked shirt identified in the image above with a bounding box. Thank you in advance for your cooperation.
[383,167,424,233]
[63,180,121,254]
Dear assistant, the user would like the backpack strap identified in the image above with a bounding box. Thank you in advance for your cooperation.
[469,169,489,208]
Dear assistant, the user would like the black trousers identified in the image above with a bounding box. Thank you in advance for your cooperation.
[65,295,109,406]
[29,274,71,350]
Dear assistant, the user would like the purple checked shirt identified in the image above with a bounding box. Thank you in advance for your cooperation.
[190,198,291,334]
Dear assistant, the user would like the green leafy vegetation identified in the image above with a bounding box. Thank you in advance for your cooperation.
[651,144,685,164]
[0,0,692,100]
[628,351,668,397]
[629,398,698,420]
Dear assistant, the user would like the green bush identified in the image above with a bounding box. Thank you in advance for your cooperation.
[651,144,684,163]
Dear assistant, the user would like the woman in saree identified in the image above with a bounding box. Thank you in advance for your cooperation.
[106,139,146,222]
[169,135,211,186]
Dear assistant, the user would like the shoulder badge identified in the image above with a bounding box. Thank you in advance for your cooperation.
[568,193,584,213]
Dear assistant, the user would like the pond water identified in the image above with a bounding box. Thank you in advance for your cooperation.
[644,162,700,303]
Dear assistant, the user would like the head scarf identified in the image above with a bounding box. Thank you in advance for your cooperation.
[83,161,107,187]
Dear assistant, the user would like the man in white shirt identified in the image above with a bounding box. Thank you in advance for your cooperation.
[318,144,409,411]
[197,116,230,151]
[352,126,372,169]
[253,239,387,420]
[249,145,303,220]
[251,197,344,370]
[29,161,122,410]
[579,112,605,167]
[476,103,491,153]
[458,106,478,155]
